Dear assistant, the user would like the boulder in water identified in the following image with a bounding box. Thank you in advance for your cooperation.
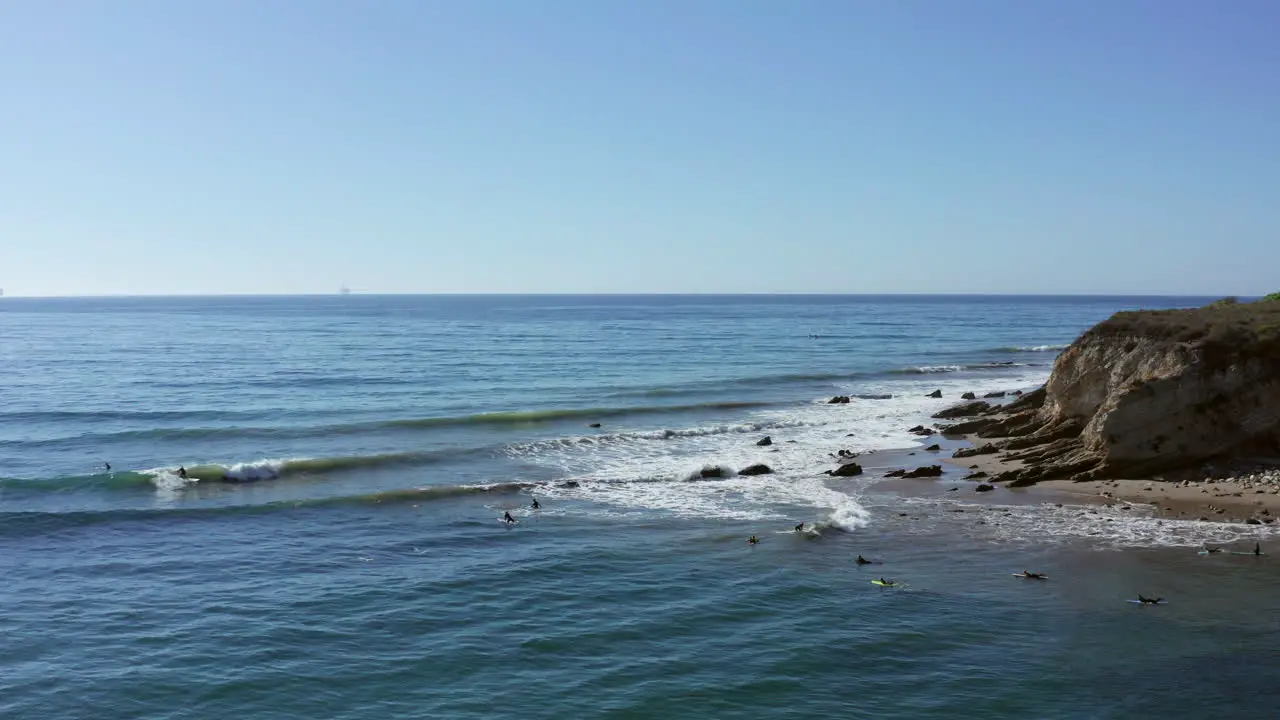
[903,465,944,478]
[884,469,907,478]
[928,390,943,398]
[700,467,725,479]
[739,463,773,476]
[975,483,995,492]
[588,423,602,428]
[953,443,999,459]
[926,444,941,452]
[983,391,1007,399]
[961,392,977,400]
[827,462,864,477]
[828,395,851,404]
[933,401,993,419]
[756,436,773,447]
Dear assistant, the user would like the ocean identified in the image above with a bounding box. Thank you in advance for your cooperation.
[2,295,1277,719]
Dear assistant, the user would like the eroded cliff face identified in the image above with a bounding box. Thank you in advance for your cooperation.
[949,328,1280,484]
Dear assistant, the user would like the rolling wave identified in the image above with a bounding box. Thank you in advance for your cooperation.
[992,344,1070,353]
[0,481,539,537]
[1,400,782,449]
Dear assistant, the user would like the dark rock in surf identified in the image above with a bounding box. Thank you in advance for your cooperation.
[827,462,864,477]
[739,463,773,476]
[700,467,725,479]
[1012,390,1024,396]
[983,391,1007,399]
[588,423,602,428]
[961,392,977,400]
[933,401,993,420]
[884,469,907,478]
[974,483,995,492]
[902,465,943,479]
[757,436,773,446]
[965,471,989,479]
[953,443,999,459]
[561,481,580,488]
[927,390,943,398]
[828,395,851,404]
[925,444,941,452]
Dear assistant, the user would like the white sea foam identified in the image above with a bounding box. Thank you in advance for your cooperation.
[516,366,1051,527]
[886,495,1280,550]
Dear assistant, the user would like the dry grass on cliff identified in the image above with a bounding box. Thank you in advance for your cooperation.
[1086,299,1280,362]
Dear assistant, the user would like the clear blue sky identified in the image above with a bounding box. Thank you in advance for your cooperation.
[2,1,1276,296]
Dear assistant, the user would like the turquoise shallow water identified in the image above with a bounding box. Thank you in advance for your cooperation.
[2,295,1278,718]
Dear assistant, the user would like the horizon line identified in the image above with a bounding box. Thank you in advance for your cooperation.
[0,291,1242,300]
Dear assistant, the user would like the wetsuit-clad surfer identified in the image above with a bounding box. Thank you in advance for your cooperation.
[1021,570,1045,579]
[856,555,872,565]
[531,498,541,510]
[503,511,516,524]
[748,535,759,545]
[794,523,804,532]
[104,462,111,472]
[177,466,188,480]
[1255,542,1262,556]
[1137,594,1163,605]
[878,578,895,587]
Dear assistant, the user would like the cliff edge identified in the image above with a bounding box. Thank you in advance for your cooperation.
[948,298,1280,485]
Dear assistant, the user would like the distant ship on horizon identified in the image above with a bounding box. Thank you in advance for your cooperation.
[339,285,351,295]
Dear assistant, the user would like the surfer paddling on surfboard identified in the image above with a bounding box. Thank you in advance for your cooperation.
[748,535,759,545]
[531,498,541,510]
[1135,594,1164,605]
[856,555,873,565]
[502,511,516,525]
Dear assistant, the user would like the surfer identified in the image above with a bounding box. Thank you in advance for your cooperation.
[103,462,111,472]
[531,498,541,510]
[177,466,188,480]
[794,523,804,532]
[856,555,872,565]
[748,535,759,545]
[1020,570,1046,579]
[1255,542,1262,556]
[503,511,516,524]
[878,578,896,587]
[1136,594,1164,605]
[1202,545,1223,554]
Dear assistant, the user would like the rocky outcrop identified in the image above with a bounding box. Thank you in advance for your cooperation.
[978,301,1280,485]
[953,443,998,459]
[827,462,863,477]
[961,392,977,400]
[933,401,992,419]
[927,390,943,398]
[739,463,773,476]
[902,465,943,478]
[828,395,851,404]
[756,436,773,447]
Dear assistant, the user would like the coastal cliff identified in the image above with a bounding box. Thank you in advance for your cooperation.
[947,298,1280,485]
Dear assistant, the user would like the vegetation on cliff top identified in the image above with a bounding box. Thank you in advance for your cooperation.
[1086,294,1280,361]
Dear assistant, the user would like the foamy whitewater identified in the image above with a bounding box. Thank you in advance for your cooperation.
[4,295,1278,719]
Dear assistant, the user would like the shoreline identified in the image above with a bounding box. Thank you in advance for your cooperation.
[830,390,1280,531]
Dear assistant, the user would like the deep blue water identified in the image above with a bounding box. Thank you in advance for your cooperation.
[2,295,1277,718]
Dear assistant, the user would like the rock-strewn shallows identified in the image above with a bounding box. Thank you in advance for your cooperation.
[959,299,1280,486]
